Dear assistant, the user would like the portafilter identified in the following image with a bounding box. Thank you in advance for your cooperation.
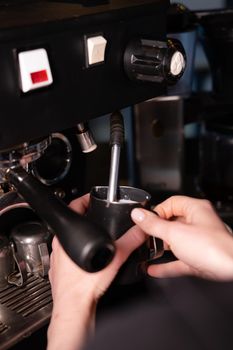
[0,137,115,273]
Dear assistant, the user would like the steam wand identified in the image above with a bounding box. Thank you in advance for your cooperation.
[107,111,125,203]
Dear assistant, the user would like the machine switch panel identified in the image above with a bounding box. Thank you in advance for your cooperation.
[0,0,170,150]
[18,48,53,92]
[86,35,107,65]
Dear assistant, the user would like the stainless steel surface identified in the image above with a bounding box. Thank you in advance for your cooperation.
[0,191,29,214]
[107,144,121,203]
[134,96,184,193]
[1,192,51,287]
[10,221,51,277]
[0,193,52,348]
[31,133,72,186]
[76,124,97,154]
[0,237,15,288]
[0,138,51,184]
[7,241,27,288]
[0,192,34,289]
[0,274,52,350]
[150,237,164,260]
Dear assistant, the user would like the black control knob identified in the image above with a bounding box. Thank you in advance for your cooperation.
[124,38,186,85]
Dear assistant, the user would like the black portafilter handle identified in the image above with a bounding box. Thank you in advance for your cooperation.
[6,167,115,272]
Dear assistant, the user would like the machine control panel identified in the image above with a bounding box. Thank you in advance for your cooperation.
[0,0,171,151]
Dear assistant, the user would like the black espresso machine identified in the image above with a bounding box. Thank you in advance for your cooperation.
[0,0,185,348]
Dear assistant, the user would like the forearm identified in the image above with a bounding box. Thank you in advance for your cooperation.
[47,296,96,350]
[207,234,233,281]
[47,222,146,350]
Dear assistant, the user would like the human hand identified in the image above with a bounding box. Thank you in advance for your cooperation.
[47,193,146,350]
[131,196,233,281]
[49,194,146,304]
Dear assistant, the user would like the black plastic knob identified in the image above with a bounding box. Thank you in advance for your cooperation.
[124,38,186,85]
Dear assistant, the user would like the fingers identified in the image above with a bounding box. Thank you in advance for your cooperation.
[69,194,90,215]
[154,195,212,222]
[133,196,226,233]
[147,260,196,278]
[131,208,183,242]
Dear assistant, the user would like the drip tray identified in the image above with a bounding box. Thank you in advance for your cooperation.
[0,274,52,350]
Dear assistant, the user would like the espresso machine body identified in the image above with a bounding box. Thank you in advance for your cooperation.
[0,0,169,151]
[0,1,186,348]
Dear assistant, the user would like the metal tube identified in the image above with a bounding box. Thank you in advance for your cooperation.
[107,144,121,203]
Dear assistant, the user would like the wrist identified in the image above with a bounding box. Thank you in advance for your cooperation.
[47,291,97,350]
[53,289,95,311]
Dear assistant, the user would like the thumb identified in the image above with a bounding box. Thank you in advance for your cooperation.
[131,208,183,243]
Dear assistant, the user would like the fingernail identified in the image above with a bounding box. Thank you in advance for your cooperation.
[131,208,145,222]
